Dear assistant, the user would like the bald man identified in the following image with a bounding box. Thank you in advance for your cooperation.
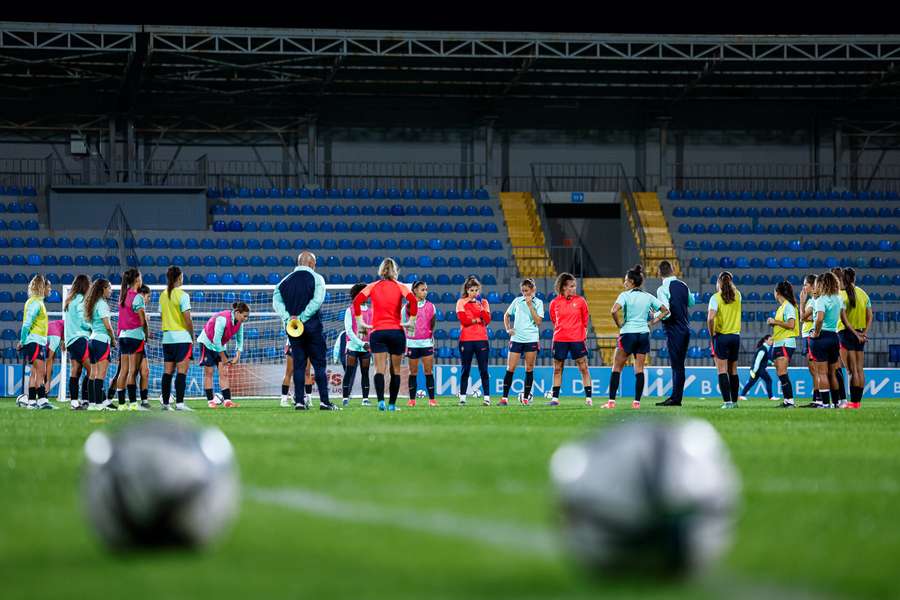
[273,252,338,410]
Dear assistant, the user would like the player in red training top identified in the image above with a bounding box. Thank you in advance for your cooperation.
[455,275,492,406]
[353,258,417,411]
[547,272,592,406]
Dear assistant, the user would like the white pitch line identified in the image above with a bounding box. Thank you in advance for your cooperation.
[249,486,558,557]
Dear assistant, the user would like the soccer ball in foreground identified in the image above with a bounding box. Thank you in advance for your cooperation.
[415,389,427,400]
[549,419,740,576]
[82,419,239,549]
[545,389,555,400]
[208,392,224,408]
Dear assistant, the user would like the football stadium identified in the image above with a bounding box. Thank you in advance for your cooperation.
[1,18,899,600]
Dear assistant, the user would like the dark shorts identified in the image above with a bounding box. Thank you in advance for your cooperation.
[809,331,841,364]
[67,337,90,363]
[369,329,406,355]
[347,349,371,360]
[839,329,866,352]
[406,346,434,360]
[21,342,46,363]
[509,341,540,355]
[198,344,224,367]
[711,333,741,362]
[801,336,811,356]
[617,333,650,356]
[118,338,145,355]
[88,339,111,363]
[772,345,795,362]
[163,342,193,363]
[552,340,588,362]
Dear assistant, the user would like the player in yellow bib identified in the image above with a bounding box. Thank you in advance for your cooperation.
[159,266,196,410]
[707,271,742,408]
[17,275,53,409]
[837,268,872,409]
[767,281,800,408]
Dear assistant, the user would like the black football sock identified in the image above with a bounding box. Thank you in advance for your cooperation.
[729,374,740,403]
[304,383,313,396]
[28,386,36,401]
[778,374,794,401]
[161,373,173,404]
[718,373,731,403]
[425,374,435,400]
[342,363,356,399]
[360,364,370,399]
[205,388,214,402]
[281,384,290,396]
[127,384,137,403]
[609,371,621,400]
[94,380,104,404]
[523,371,534,399]
[502,370,514,398]
[374,373,385,403]
[117,389,126,404]
[222,389,231,401]
[389,373,401,405]
[408,374,418,400]
[81,375,90,402]
[585,385,593,401]
[69,376,79,401]
[552,385,561,400]
[819,389,830,405]
[175,374,186,404]
[635,373,645,403]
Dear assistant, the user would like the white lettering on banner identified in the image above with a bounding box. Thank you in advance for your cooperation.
[795,380,807,396]
[895,382,900,394]
[437,367,458,396]
[646,369,671,397]
[701,380,713,395]
[865,378,890,395]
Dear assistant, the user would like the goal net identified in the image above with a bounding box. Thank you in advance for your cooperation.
[58,284,352,400]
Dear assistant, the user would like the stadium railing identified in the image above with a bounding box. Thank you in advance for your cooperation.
[664,162,900,193]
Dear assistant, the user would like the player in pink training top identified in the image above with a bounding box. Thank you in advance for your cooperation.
[352,258,418,412]
[547,272,592,406]
[403,281,437,407]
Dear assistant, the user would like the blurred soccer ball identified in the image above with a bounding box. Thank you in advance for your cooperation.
[549,419,740,576]
[415,390,426,400]
[545,390,554,400]
[471,389,482,398]
[16,393,29,407]
[208,392,224,408]
[82,419,239,549]
[517,392,532,403]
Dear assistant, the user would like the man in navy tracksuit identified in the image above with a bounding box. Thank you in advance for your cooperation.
[273,251,338,410]
[654,260,694,406]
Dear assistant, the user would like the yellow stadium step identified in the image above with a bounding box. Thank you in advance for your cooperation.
[625,191,681,276]
[500,191,554,277]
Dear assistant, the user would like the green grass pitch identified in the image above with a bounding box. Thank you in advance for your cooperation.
[2,396,898,600]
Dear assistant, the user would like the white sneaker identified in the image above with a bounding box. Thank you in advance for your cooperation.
[838,400,849,409]
[585,398,593,407]
[174,403,194,411]
[738,395,748,401]
[70,400,80,409]
[458,395,467,406]
[361,399,371,407]
[770,396,781,402]
[280,395,291,408]
[88,404,103,411]
[482,396,491,406]
[136,403,150,411]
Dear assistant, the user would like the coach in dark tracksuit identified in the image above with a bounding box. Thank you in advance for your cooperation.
[654,260,694,406]
[273,251,337,410]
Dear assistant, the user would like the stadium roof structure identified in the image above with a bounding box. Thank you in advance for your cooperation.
[2,22,900,133]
